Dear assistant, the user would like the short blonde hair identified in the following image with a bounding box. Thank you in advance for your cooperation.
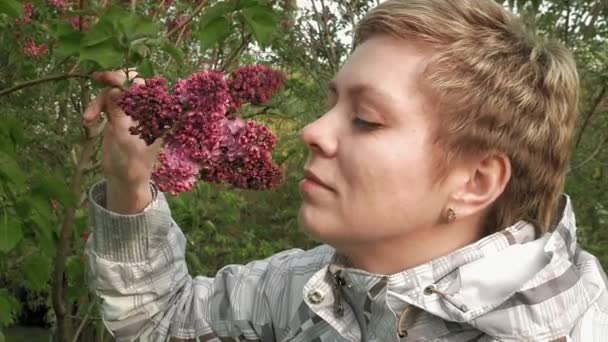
[356,0,579,234]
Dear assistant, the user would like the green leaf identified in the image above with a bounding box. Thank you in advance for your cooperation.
[137,58,154,78]
[198,17,232,52]
[0,151,26,186]
[199,0,239,28]
[0,118,24,156]
[162,42,185,65]
[0,290,19,326]
[0,135,12,157]
[57,29,84,57]
[80,39,123,69]
[81,19,115,47]
[118,15,159,43]
[23,254,51,291]
[31,211,56,256]
[6,118,24,148]
[0,215,22,253]
[0,0,23,18]
[66,256,84,287]
[0,330,4,342]
[242,6,278,47]
[31,174,76,208]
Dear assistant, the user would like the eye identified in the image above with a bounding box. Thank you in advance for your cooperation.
[352,117,381,130]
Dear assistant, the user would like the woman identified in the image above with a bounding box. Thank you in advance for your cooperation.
[83,0,608,341]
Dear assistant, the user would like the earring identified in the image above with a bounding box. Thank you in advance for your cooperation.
[446,208,456,224]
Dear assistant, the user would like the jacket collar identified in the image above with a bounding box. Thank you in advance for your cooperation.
[303,195,605,340]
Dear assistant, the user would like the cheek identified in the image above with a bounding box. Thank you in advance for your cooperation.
[339,133,438,232]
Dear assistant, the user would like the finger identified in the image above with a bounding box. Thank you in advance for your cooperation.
[151,136,164,151]
[92,71,125,88]
[105,87,126,114]
[93,69,140,88]
[82,90,108,126]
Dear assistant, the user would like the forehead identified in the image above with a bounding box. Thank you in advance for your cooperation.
[333,35,431,97]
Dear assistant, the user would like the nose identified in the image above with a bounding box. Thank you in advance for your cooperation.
[301,112,338,157]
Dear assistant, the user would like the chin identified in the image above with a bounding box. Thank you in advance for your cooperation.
[297,205,342,245]
[298,205,328,241]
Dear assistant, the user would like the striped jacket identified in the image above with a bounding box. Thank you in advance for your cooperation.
[86,180,608,341]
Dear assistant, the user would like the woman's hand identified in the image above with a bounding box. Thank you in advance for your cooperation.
[83,70,163,213]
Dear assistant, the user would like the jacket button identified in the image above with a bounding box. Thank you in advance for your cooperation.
[307,290,324,304]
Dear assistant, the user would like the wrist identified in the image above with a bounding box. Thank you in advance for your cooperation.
[106,178,153,214]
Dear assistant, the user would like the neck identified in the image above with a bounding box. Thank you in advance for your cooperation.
[339,217,486,275]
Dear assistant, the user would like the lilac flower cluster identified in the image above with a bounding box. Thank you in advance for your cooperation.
[230,65,285,109]
[16,3,34,25]
[119,66,285,194]
[118,78,181,145]
[23,39,48,58]
[47,0,69,11]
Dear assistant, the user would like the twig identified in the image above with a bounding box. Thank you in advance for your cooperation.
[163,24,189,72]
[52,80,98,342]
[71,297,99,342]
[0,73,92,97]
[167,0,209,38]
[569,135,608,172]
[221,34,252,70]
[563,0,571,46]
[575,85,607,147]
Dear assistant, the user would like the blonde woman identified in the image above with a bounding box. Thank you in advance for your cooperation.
[83,0,608,340]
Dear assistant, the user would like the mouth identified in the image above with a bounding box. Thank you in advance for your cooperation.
[302,169,334,192]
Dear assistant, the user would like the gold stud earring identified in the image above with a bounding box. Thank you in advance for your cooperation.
[446,208,456,224]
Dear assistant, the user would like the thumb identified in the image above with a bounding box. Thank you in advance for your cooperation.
[82,90,108,127]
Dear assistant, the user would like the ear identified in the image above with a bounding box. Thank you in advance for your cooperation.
[447,153,511,219]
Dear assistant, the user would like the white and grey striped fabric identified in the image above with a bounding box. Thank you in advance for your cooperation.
[86,180,608,341]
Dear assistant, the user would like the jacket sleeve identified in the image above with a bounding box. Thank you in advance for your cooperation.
[569,251,608,342]
[85,180,308,342]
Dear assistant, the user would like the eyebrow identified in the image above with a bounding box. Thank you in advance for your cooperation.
[327,81,393,123]
[328,80,390,102]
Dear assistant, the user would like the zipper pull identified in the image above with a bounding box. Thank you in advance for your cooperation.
[332,270,346,317]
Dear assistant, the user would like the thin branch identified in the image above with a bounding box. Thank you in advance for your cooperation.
[569,135,608,172]
[153,0,167,21]
[575,85,607,148]
[563,0,571,46]
[52,80,98,342]
[167,0,208,38]
[71,297,99,342]
[586,0,605,31]
[0,73,92,97]
[221,34,252,71]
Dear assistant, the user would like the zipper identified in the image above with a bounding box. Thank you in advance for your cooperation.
[332,270,346,317]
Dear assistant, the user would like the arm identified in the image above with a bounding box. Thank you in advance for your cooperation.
[86,180,314,342]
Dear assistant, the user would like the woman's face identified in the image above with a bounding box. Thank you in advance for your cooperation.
[298,35,449,247]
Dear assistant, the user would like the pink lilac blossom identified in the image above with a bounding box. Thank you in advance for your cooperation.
[24,39,48,58]
[119,66,284,193]
[118,78,181,145]
[16,3,34,25]
[229,65,285,109]
[173,70,232,113]
[69,16,91,31]
[47,0,69,11]
[153,146,201,194]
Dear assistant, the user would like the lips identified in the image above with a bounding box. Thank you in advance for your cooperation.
[303,169,334,191]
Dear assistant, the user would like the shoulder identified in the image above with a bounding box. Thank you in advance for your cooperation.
[264,244,336,274]
[570,249,608,340]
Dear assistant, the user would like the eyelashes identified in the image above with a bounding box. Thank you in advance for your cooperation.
[352,117,382,130]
